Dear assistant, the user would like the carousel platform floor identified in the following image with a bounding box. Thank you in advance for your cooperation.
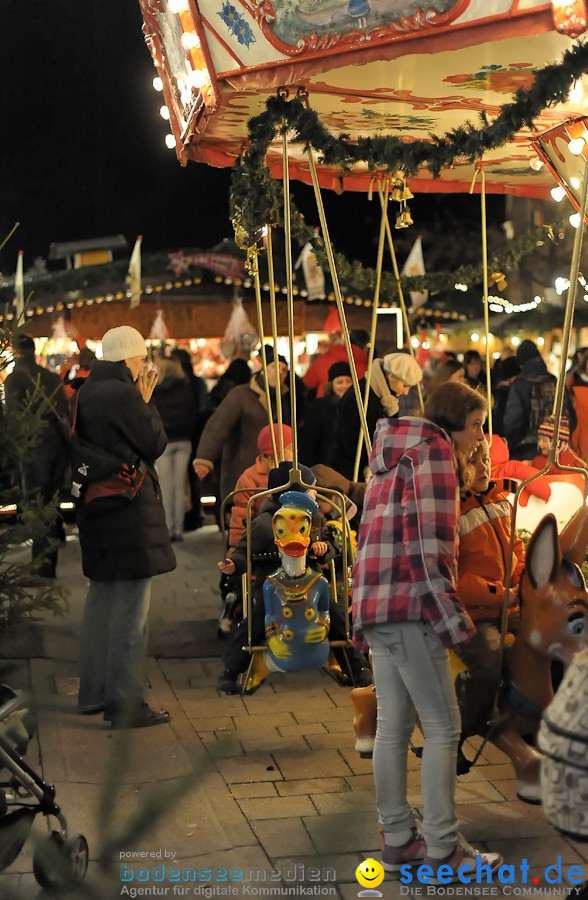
[0,524,585,898]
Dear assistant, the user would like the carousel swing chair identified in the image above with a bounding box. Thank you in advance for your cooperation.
[229,86,395,695]
[352,158,588,805]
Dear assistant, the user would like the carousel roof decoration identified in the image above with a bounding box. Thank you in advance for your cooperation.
[139,0,588,203]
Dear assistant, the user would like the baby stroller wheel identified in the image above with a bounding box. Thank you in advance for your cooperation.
[33,831,89,890]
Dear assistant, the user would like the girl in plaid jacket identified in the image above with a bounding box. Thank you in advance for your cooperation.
[352,381,502,881]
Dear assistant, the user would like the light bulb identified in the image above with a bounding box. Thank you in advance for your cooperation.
[471,332,480,343]
[165,134,177,149]
[511,336,520,347]
[181,32,200,50]
[550,185,567,202]
[571,176,581,189]
[570,212,582,228]
[159,105,170,121]
[410,336,420,349]
[190,68,208,89]
[569,137,586,155]
[168,0,189,11]
[529,157,544,172]
[152,76,163,92]
[537,337,545,346]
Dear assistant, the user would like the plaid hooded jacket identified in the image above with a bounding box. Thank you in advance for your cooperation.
[352,417,476,648]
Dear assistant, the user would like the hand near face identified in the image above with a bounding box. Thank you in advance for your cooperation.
[137,366,158,403]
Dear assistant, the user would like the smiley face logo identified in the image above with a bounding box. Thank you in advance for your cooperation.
[355,858,385,889]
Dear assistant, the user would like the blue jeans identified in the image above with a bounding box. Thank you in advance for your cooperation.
[78,579,151,714]
[365,621,461,858]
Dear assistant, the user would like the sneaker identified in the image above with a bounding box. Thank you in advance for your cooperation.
[218,669,239,694]
[380,827,426,872]
[425,835,503,885]
[105,703,170,729]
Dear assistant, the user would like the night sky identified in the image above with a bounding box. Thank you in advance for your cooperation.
[1,1,504,279]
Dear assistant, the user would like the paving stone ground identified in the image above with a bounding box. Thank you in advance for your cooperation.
[0,524,585,899]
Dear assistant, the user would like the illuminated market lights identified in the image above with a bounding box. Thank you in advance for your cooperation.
[180,32,200,50]
[454,283,468,291]
[570,212,582,228]
[152,76,163,92]
[550,185,567,202]
[165,134,177,149]
[410,336,420,348]
[511,336,520,346]
[159,105,171,121]
[537,336,545,346]
[470,332,480,342]
[555,276,571,294]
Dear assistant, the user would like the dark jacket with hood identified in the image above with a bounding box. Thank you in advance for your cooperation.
[74,361,176,581]
[152,374,197,443]
[502,356,559,457]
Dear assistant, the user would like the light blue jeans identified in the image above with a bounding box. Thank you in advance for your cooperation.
[78,578,151,715]
[365,620,461,858]
[156,440,191,537]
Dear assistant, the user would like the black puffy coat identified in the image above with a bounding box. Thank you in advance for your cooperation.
[74,361,176,581]
[329,379,386,479]
[152,374,197,442]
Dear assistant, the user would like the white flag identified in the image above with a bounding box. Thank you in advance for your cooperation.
[14,250,24,324]
[295,242,325,301]
[127,235,142,309]
[401,236,428,309]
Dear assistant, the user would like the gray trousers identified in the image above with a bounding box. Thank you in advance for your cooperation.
[78,578,151,715]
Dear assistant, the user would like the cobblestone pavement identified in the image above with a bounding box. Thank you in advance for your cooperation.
[0,525,584,899]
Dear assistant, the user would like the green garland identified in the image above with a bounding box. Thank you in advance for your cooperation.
[230,42,588,248]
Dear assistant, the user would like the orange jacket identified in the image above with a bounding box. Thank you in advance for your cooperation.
[457,483,525,621]
[228,456,269,550]
[489,434,551,501]
[531,447,588,472]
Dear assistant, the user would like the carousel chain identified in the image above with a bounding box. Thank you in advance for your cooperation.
[379,187,425,414]
[265,225,285,461]
[352,177,390,483]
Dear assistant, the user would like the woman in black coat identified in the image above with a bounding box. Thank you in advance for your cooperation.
[75,326,176,729]
[299,362,352,467]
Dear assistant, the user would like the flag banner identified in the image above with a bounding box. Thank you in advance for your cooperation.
[127,235,142,309]
[14,251,24,324]
[401,236,428,309]
[167,251,245,281]
[295,242,325,301]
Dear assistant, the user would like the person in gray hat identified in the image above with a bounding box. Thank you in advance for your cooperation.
[75,326,176,728]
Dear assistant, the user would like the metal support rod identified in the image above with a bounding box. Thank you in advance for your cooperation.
[470,165,493,441]
[265,225,285,461]
[305,149,372,456]
[252,250,278,466]
[352,178,389,482]
[282,128,299,469]
[381,193,425,413]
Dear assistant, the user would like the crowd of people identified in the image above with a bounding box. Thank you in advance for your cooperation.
[5,323,588,879]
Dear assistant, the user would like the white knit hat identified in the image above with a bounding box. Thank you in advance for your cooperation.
[101,326,146,362]
[382,353,423,386]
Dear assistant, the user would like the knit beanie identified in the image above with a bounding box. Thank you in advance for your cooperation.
[257,424,293,456]
[382,353,423,386]
[101,326,146,362]
[267,461,316,496]
[328,361,352,381]
[538,415,570,445]
[515,339,540,366]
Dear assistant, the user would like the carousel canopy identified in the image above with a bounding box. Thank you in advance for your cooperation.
[138,0,588,196]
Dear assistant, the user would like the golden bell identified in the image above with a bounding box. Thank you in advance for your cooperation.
[490,271,508,291]
[391,186,404,203]
[402,184,414,201]
[396,207,414,228]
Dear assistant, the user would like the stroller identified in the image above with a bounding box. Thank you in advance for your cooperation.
[0,683,89,891]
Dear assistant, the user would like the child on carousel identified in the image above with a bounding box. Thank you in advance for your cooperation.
[530,415,587,473]
[217,461,372,694]
[455,438,525,758]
